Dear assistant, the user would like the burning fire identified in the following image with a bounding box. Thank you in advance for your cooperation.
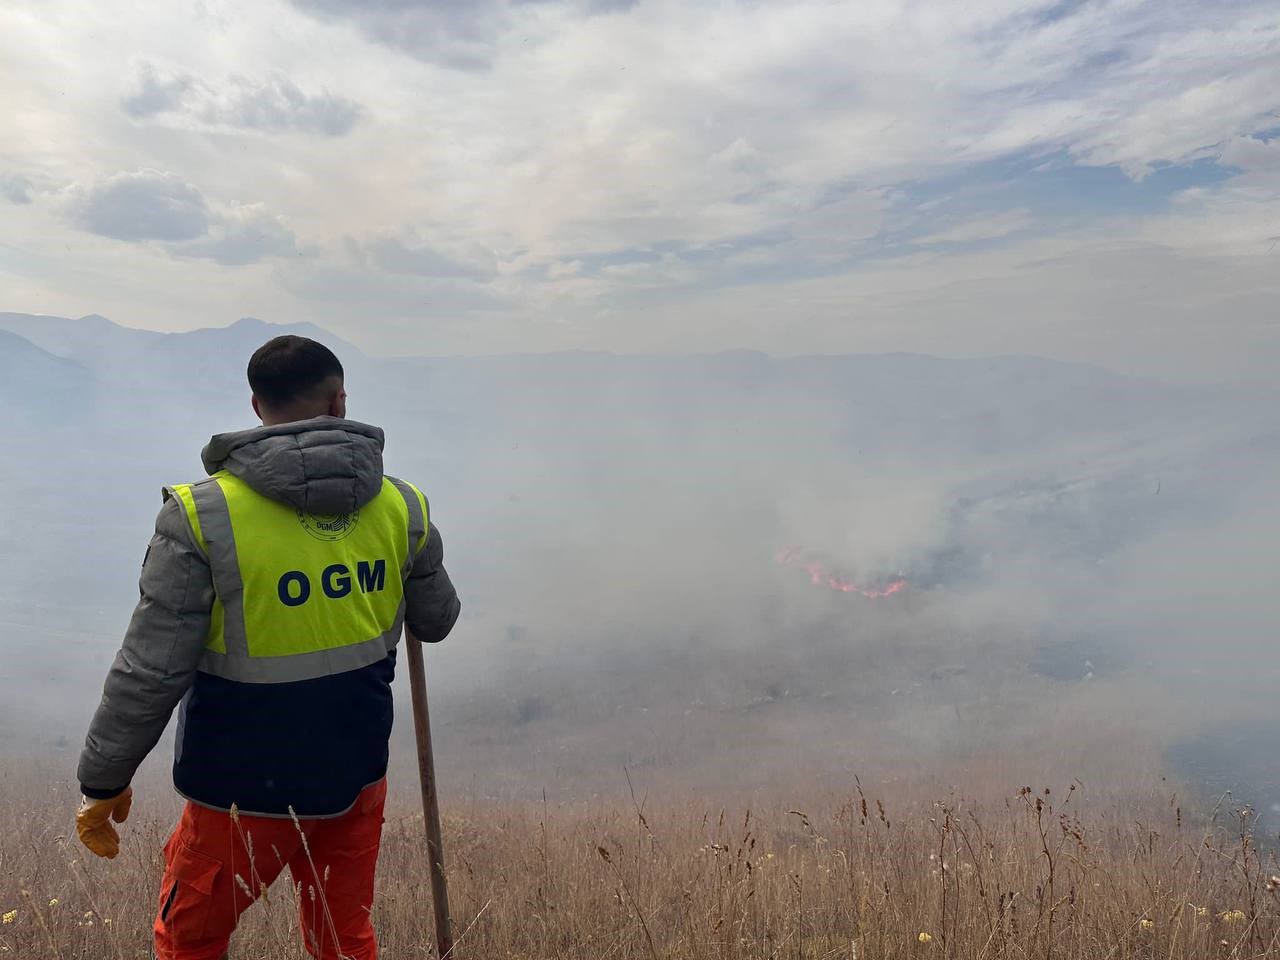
[775,546,908,599]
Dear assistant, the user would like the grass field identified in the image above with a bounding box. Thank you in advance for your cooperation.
[5,768,1280,960]
[7,583,1278,958]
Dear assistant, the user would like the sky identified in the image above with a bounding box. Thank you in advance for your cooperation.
[1,0,1278,381]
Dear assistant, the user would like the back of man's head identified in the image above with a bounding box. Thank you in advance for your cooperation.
[248,336,346,425]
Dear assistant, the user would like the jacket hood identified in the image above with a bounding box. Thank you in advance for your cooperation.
[201,417,386,515]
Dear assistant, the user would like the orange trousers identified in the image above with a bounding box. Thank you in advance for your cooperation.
[153,779,387,960]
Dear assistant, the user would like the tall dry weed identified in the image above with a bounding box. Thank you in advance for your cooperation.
[4,776,1279,959]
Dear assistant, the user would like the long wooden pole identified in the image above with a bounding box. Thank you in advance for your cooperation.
[405,632,455,959]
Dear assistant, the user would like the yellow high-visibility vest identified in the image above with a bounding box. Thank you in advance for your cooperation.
[166,471,428,683]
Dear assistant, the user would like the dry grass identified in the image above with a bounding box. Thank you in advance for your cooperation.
[5,772,1280,960]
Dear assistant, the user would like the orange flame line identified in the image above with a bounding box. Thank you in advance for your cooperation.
[775,546,907,599]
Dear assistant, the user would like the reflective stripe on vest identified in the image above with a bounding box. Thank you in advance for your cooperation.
[165,473,429,684]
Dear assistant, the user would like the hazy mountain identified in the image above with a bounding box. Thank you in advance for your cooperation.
[0,312,167,386]
[0,328,88,413]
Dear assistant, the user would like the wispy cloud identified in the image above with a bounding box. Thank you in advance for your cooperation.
[0,0,1276,378]
[917,209,1036,246]
[1,174,34,205]
[122,61,362,136]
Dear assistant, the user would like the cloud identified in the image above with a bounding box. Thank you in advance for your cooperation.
[1219,135,1280,174]
[1,174,33,205]
[707,137,769,179]
[289,0,637,68]
[171,204,299,265]
[289,0,507,70]
[916,209,1036,246]
[72,170,210,243]
[271,230,508,321]
[363,232,498,280]
[68,170,298,264]
[121,62,361,136]
[213,73,362,136]
[295,0,1274,277]
[546,259,583,280]
[962,7,1280,178]
[276,255,508,322]
[789,191,888,247]
[120,62,193,118]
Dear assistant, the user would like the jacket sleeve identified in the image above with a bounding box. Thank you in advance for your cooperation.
[77,494,215,797]
[405,520,461,643]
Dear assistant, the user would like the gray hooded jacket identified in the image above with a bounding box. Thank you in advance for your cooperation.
[77,417,460,799]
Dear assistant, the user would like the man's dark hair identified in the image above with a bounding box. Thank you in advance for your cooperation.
[247,336,344,409]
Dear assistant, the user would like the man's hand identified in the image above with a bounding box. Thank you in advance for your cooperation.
[76,788,133,859]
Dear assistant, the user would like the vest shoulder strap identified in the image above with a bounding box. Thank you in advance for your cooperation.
[162,476,227,554]
[386,476,430,557]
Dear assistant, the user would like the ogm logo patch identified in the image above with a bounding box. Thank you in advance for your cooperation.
[297,508,360,542]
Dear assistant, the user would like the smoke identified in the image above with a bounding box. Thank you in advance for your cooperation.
[773,462,957,592]
[2,316,1277,806]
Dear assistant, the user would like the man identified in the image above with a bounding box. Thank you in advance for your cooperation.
[75,335,461,960]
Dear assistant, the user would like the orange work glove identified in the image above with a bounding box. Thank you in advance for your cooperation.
[76,788,133,859]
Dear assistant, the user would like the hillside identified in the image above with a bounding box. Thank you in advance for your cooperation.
[0,328,88,408]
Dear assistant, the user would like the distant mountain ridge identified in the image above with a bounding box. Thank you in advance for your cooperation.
[0,311,1182,382]
[0,308,1228,473]
[0,313,361,389]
